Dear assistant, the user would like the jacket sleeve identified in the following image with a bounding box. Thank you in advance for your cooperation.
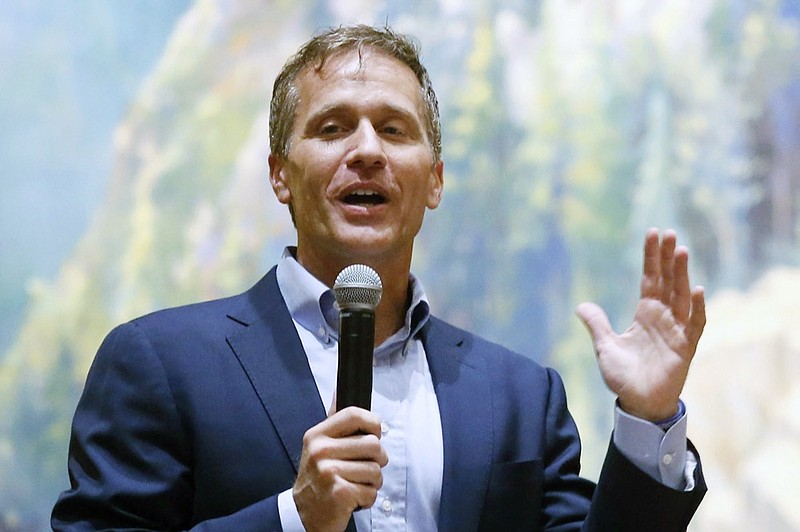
[538,368,707,532]
[51,322,285,532]
[537,368,596,530]
[583,437,706,532]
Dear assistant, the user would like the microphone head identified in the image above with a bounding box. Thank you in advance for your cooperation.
[333,264,383,310]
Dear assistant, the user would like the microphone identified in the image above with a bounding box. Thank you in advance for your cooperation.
[333,264,382,411]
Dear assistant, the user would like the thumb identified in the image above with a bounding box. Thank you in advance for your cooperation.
[575,302,614,348]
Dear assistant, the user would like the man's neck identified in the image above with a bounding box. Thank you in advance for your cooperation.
[294,248,413,346]
[373,278,410,346]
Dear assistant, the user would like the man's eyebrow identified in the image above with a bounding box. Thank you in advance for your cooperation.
[303,103,350,123]
[306,102,422,124]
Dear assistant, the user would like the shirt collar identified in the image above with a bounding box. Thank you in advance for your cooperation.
[275,246,430,351]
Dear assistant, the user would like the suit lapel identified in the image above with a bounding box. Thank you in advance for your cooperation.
[226,268,326,472]
[423,318,492,532]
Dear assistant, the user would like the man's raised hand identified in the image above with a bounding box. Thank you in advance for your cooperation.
[576,228,706,421]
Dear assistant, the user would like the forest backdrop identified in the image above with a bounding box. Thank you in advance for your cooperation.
[1,0,799,530]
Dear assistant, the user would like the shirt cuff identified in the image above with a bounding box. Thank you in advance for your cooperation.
[612,402,689,490]
[278,488,306,532]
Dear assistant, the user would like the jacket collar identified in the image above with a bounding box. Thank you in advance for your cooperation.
[225,266,326,472]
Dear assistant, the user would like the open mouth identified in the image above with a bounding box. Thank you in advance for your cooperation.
[342,190,386,207]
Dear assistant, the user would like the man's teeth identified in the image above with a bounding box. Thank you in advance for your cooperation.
[344,189,384,205]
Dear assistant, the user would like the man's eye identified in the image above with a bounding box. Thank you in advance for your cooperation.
[320,124,342,135]
[383,125,406,136]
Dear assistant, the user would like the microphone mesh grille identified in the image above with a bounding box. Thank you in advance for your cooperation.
[333,264,383,309]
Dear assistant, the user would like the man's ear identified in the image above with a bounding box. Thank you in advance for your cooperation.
[426,159,444,209]
[268,153,292,205]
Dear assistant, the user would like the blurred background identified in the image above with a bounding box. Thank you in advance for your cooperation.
[1,0,799,529]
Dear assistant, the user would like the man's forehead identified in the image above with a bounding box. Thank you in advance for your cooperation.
[290,48,425,117]
[301,48,414,82]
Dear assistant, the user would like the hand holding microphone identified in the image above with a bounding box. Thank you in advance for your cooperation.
[293,265,386,528]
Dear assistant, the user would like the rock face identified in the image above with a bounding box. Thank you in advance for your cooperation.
[683,267,800,531]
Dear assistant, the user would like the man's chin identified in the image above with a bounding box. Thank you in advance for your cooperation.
[333,232,409,260]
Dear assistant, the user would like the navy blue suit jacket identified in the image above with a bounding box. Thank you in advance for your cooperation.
[52,267,706,531]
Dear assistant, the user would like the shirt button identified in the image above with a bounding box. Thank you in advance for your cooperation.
[380,421,389,435]
[381,498,392,513]
[317,326,326,338]
[662,453,673,466]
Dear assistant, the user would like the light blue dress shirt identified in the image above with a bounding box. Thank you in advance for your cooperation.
[276,250,442,531]
[275,249,693,530]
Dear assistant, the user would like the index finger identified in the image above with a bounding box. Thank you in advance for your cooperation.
[318,406,382,439]
[687,286,706,352]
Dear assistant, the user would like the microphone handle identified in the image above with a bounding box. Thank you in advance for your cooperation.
[336,308,375,411]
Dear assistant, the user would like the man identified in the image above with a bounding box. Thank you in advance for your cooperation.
[52,25,707,531]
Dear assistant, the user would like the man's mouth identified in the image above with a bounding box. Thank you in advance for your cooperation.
[342,190,386,206]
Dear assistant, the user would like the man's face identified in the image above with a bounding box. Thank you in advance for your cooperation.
[269,49,444,278]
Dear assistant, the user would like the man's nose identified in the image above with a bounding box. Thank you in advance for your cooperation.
[346,120,387,168]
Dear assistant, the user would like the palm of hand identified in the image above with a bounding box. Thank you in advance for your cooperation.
[577,229,706,422]
[595,298,692,420]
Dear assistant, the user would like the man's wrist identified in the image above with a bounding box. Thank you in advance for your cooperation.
[277,488,306,532]
[653,399,686,431]
[617,398,682,425]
